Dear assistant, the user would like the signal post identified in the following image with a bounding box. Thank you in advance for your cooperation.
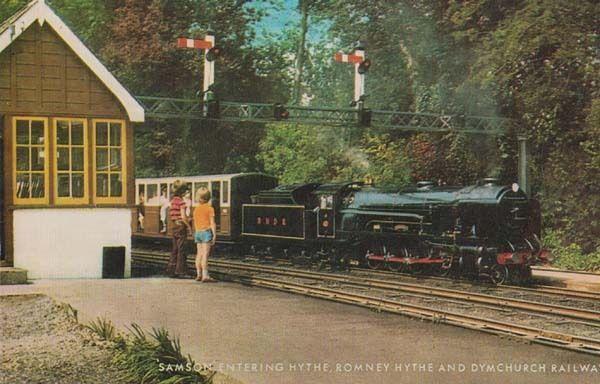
[177,34,221,117]
[334,44,372,126]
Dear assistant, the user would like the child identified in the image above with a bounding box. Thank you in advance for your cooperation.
[183,190,192,217]
[159,187,169,233]
[137,191,145,232]
[193,187,217,282]
[166,181,191,278]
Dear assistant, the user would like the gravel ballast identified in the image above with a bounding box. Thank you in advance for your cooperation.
[0,294,130,384]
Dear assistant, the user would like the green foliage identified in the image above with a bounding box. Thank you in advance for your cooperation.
[57,302,78,322]
[83,318,213,383]
[258,123,412,187]
[258,123,340,184]
[114,323,213,384]
[350,133,412,188]
[0,0,28,22]
[86,317,117,342]
[405,132,498,185]
[544,230,600,272]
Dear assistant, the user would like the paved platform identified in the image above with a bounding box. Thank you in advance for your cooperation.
[533,268,600,292]
[2,278,599,384]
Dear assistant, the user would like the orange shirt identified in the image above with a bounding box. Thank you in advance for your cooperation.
[193,203,215,231]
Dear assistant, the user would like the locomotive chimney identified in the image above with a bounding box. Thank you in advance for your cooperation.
[417,181,434,190]
[481,177,499,186]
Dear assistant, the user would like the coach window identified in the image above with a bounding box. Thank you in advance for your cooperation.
[93,120,126,204]
[13,117,49,205]
[147,184,158,205]
[55,119,87,204]
[159,183,167,200]
[222,180,229,206]
[136,184,145,205]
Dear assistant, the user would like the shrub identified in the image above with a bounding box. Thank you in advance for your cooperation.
[544,230,600,272]
[86,317,117,342]
[113,323,214,384]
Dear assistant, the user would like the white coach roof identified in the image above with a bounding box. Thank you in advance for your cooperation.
[0,0,145,122]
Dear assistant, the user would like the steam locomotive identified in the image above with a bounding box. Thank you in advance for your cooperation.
[134,174,546,284]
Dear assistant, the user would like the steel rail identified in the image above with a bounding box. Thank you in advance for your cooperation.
[132,252,600,356]
[132,251,600,323]
[352,267,600,301]
[133,249,600,301]
[206,259,600,323]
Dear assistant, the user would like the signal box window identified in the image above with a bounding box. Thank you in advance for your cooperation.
[94,120,126,204]
[55,119,87,204]
[14,118,49,204]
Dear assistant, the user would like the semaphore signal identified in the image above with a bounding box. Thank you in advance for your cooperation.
[334,43,371,126]
[334,44,371,108]
[177,33,222,117]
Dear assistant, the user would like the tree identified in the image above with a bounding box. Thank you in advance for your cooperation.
[100,0,282,177]
[258,123,412,188]
[446,0,600,250]
[291,0,330,104]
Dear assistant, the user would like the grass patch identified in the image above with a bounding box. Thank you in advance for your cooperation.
[86,317,117,341]
[58,302,78,322]
[86,318,213,384]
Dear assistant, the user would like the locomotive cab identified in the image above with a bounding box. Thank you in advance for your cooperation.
[313,182,363,239]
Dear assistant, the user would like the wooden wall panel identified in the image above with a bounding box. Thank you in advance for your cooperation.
[2,115,14,264]
[0,23,126,119]
[41,65,61,79]
[126,121,134,207]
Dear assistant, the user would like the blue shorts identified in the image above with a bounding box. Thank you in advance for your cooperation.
[194,229,213,243]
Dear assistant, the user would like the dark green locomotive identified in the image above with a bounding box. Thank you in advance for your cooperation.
[241,178,545,284]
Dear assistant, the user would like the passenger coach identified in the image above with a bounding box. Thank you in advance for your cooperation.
[133,173,277,244]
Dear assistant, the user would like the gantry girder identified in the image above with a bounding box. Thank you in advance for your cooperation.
[136,96,511,135]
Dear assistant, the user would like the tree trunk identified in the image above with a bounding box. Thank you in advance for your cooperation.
[293,0,309,104]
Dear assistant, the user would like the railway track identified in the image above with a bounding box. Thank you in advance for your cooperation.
[353,267,600,301]
[132,249,600,356]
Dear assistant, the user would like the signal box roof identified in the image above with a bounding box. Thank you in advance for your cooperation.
[0,0,144,122]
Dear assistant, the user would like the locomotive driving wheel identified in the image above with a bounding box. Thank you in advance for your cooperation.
[435,257,453,277]
[489,264,509,285]
[387,246,409,273]
[366,252,382,270]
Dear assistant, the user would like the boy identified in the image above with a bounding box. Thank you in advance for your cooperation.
[166,180,191,277]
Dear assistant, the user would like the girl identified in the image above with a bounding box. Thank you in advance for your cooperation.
[193,187,217,282]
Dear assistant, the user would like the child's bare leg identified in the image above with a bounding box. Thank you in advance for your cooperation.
[195,243,203,279]
[201,244,211,280]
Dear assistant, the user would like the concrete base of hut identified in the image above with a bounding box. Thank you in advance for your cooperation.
[0,267,28,285]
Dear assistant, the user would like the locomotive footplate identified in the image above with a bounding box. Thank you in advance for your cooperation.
[366,255,446,265]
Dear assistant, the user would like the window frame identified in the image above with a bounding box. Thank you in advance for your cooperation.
[92,119,127,205]
[12,117,50,205]
[53,118,89,205]
[221,180,230,207]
